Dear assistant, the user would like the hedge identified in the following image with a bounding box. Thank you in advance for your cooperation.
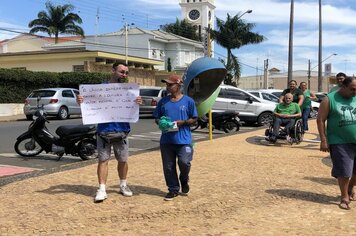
[0,68,111,103]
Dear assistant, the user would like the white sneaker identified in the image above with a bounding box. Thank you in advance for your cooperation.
[94,189,107,202]
[120,185,133,197]
[286,135,293,144]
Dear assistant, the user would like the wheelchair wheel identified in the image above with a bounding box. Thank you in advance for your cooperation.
[294,119,304,144]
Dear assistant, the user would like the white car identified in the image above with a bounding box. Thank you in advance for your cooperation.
[212,85,277,126]
[257,89,319,118]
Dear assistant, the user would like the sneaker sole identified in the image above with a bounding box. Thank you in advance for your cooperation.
[164,197,175,201]
[94,197,107,203]
[120,191,133,197]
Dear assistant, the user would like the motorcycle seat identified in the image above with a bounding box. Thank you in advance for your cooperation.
[56,125,96,137]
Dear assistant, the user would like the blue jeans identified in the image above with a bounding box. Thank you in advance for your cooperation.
[272,117,295,137]
[302,107,311,131]
[160,144,193,193]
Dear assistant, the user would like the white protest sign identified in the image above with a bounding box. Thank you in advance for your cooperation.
[79,83,139,125]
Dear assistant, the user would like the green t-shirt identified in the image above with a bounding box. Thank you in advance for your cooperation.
[281,88,304,103]
[274,102,301,115]
[326,91,356,144]
[329,86,340,93]
[301,90,311,109]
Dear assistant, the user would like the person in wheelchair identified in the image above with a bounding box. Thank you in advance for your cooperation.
[266,93,302,143]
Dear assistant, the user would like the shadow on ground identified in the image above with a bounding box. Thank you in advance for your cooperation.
[266,189,338,205]
[37,184,166,198]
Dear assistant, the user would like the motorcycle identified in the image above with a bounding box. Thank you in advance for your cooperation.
[14,97,97,161]
[190,111,241,133]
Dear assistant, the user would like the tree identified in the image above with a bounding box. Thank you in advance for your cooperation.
[160,18,201,41]
[28,1,84,44]
[210,13,265,85]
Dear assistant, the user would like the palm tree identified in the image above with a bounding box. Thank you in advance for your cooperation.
[210,13,265,85]
[160,18,201,41]
[28,1,84,44]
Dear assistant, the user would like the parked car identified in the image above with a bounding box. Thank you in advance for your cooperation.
[258,89,320,118]
[315,92,327,103]
[139,86,167,115]
[212,85,276,126]
[23,88,81,120]
[247,90,279,103]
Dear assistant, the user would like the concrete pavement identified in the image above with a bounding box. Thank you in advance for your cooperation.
[0,120,355,235]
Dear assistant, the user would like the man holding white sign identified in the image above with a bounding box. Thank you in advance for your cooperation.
[77,62,142,203]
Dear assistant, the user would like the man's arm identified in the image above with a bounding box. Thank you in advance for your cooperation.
[317,97,330,152]
[297,94,304,107]
[176,117,198,127]
[310,91,317,101]
[76,95,83,104]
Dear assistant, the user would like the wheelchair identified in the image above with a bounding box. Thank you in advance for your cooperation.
[264,117,304,144]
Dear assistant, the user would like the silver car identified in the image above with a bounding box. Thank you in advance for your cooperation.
[139,86,167,115]
[23,88,81,120]
[213,85,277,126]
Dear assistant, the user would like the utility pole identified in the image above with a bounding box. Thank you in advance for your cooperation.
[287,0,294,85]
[307,59,311,90]
[264,59,269,89]
[318,0,323,92]
[125,23,128,65]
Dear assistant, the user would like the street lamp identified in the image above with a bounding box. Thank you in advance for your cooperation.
[308,53,337,90]
[239,9,253,19]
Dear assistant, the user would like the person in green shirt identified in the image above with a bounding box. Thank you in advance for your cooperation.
[266,93,301,143]
[279,80,304,107]
[299,81,317,131]
[317,76,356,210]
[329,72,346,93]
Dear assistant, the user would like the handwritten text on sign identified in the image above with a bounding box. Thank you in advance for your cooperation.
[79,83,139,125]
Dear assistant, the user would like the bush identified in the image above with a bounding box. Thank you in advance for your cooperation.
[0,68,110,103]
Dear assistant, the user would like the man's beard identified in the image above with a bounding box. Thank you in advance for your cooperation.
[117,77,126,83]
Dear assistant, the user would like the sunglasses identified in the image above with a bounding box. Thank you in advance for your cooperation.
[119,70,129,75]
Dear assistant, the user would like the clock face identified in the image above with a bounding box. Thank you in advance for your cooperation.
[188,9,200,21]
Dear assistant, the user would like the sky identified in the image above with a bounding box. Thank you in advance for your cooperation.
[1,0,356,77]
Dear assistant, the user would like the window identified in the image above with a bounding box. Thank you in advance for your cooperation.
[185,51,190,63]
[62,90,74,98]
[73,65,84,72]
[30,90,56,98]
[262,93,279,102]
[73,90,80,96]
[139,89,160,97]
[225,89,250,100]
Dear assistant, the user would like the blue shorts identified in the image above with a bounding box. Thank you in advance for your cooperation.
[330,144,356,178]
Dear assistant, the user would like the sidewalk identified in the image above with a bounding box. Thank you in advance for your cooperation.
[0,121,355,235]
[0,114,25,122]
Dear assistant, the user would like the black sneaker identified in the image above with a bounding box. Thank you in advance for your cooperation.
[181,183,190,194]
[265,136,276,143]
[164,192,178,201]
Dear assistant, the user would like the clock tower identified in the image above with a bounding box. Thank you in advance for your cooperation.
[179,0,215,39]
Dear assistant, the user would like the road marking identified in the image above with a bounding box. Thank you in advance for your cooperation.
[0,165,39,177]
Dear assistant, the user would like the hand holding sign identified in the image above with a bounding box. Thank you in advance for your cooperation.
[79,83,139,125]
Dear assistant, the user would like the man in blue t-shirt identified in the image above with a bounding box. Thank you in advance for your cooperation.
[153,74,198,201]
[77,62,142,203]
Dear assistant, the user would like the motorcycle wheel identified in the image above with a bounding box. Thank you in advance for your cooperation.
[78,139,98,160]
[222,120,240,133]
[190,122,200,131]
[14,137,43,157]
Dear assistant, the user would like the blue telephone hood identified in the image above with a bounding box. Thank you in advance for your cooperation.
[182,57,227,104]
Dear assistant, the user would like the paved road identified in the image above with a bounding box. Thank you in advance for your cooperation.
[0,116,259,182]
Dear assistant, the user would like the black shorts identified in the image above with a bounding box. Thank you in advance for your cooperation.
[330,144,356,178]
